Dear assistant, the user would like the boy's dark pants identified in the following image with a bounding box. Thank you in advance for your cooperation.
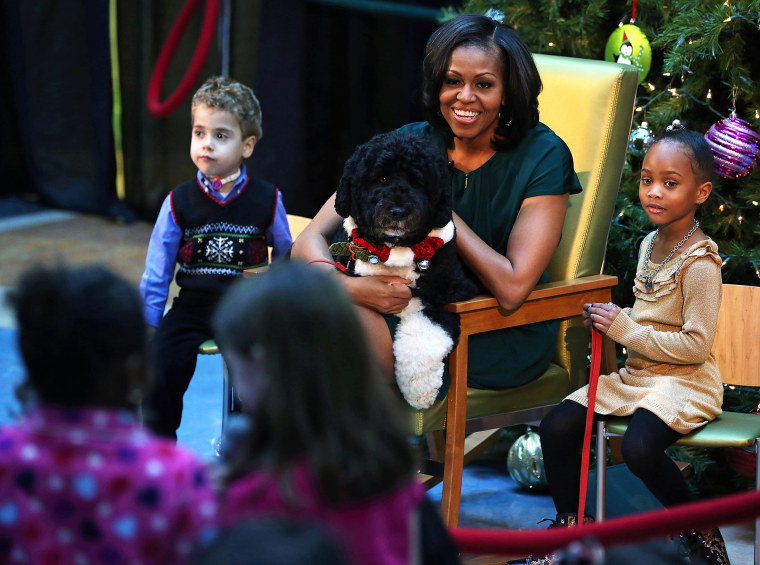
[145,290,220,440]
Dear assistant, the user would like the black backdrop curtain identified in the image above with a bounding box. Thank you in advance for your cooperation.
[116,0,446,220]
[1,0,445,221]
[249,0,443,217]
[0,0,124,217]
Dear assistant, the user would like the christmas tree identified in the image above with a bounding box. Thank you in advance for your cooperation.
[446,0,760,302]
[445,0,760,493]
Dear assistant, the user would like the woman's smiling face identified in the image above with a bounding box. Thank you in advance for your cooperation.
[439,43,505,147]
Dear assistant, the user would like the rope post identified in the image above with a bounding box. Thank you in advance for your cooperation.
[578,328,602,521]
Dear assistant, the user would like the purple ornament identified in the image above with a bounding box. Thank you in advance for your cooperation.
[704,112,760,179]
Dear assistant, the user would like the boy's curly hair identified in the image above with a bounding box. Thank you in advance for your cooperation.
[192,76,263,140]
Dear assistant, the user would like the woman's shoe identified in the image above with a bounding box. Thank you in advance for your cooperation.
[680,528,731,565]
[505,513,595,565]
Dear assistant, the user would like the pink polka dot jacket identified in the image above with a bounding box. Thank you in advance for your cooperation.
[0,405,218,564]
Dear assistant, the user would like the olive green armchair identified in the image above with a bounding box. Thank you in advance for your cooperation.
[596,284,760,564]
[407,54,639,527]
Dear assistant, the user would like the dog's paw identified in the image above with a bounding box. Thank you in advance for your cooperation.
[393,310,454,409]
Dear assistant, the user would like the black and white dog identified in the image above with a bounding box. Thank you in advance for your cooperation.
[330,131,478,409]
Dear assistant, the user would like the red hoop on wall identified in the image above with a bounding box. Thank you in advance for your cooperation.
[146,0,220,117]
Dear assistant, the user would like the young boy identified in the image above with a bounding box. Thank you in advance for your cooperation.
[140,76,292,439]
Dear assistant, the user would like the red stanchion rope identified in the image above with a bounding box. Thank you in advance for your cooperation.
[451,486,760,556]
[146,0,220,117]
[578,328,602,521]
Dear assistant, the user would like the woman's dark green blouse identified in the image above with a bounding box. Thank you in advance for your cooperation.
[396,121,582,392]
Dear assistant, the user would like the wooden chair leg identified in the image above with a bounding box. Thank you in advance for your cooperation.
[463,429,502,462]
[440,336,469,527]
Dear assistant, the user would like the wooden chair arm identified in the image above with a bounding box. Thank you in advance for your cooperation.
[439,274,619,524]
[244,265,270,277]
[446,274,618,336]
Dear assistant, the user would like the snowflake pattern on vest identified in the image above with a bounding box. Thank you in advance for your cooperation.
[206,236,234,263]
[178,222,267,276]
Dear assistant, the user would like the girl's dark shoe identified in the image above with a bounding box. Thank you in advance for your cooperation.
[680,528,731,565]
[506,513,595,565]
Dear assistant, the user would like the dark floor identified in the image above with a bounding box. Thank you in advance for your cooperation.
[0,210,754,564]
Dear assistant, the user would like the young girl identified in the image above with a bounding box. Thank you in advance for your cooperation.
[0,265,218,564]
[532,123,729,565]
[211,261,459,565]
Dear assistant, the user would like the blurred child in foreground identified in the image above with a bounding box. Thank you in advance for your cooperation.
[212,261,459,565]
[0,264,217,564]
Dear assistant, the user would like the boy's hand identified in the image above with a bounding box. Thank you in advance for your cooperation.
[582,302,620,334]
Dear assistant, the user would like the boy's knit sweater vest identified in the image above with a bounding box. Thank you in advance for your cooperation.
[171,176,277,294]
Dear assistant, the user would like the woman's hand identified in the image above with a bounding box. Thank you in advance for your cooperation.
[343,275,412,315]
[291,193,412,315]
[583,302,620,334]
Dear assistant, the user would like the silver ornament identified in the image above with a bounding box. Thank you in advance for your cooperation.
[628,121,654,158]
[507,428,548,491]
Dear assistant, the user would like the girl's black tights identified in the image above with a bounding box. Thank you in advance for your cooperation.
[539,400,693,514]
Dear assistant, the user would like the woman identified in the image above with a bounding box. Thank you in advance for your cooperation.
[292,13,581,392]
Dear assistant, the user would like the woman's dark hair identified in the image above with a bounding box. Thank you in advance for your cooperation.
[213,261,416,505]
[651,124,715,183]
[421,13,542,150]
[10,264,146,407]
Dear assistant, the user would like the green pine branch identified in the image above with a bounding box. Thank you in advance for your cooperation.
[456,0,760,287]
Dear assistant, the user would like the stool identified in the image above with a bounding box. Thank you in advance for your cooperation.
[198,339,235,453]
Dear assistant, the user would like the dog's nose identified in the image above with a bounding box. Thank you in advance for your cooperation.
[389,206,407,220]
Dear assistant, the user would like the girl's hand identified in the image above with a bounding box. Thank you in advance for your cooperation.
[582,302,620,334]
[343,275,412,315]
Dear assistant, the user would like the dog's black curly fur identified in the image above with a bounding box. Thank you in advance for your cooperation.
[332,131,478,407]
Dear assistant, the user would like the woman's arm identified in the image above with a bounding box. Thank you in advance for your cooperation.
[453,192,569,310]
[291,193,413,315]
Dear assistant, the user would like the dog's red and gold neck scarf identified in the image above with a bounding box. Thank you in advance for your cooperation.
[330,216,455,268]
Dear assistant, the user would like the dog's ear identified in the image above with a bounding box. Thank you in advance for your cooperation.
[430,153,453,227]
[431,185,453,227]
[334,177,351,218]
[335,145,363,218]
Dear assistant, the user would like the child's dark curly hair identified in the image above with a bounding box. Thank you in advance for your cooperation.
[652,122,714,183]
[9,264,146,407]
[192,76,263,140]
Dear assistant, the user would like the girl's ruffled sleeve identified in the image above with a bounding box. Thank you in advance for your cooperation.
[608,241,722,364]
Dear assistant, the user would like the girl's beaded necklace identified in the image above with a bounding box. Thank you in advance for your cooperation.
[643,219,700,293]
